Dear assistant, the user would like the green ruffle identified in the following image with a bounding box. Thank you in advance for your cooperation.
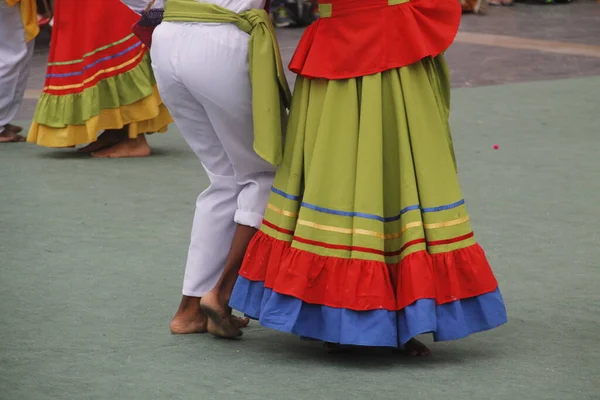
[33,53,157,128]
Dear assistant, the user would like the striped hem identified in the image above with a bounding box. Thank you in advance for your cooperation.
[47,42,143,79]
[262,220,475,257]
[47,34,138,66]
[270,186,465,222]
[43,49,145,92]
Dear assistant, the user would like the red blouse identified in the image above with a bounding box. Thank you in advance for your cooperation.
[289,0,461,80]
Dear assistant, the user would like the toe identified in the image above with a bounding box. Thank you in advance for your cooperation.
[233,316,250,328]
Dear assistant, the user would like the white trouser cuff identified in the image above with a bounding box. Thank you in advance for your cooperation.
[181,289,208,298]
[234,210,264,229]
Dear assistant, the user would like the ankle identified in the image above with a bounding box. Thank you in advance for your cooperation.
[178,296,201,310]
[216,293,231,307]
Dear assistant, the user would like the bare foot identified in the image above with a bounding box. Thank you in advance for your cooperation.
[200,291,242,339]
[170,314,247,334]
[232,315,250,329]
[169,296,248,334]
[170,296,208,334]
[170,314,208,334]
[403,338,431,357]
[0,130,25,143]
[4,124,23,134]
[91,135,151,158]
[78,129,127,153]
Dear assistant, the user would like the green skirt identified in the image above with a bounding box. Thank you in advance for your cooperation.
[230,56,507,347]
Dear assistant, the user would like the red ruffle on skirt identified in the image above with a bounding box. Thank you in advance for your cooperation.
[239,231,499,311]
[289,0,462,79]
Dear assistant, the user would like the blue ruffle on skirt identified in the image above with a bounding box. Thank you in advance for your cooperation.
[230,277,507,347]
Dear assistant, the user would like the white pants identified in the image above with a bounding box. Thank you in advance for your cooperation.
[151,22,276,297]
[0,1,34,134]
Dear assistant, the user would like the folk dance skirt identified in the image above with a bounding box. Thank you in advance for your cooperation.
[27,0,172,147]
[229,55,507,347]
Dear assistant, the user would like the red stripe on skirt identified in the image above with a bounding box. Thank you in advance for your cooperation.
[263,220,474,255]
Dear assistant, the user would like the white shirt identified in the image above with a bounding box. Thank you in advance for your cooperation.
[121,0,265,14]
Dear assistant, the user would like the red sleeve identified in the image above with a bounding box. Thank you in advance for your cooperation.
[264,0,270,11]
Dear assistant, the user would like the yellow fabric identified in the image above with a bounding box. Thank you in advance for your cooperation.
[163,0,291,166]
[6,0,39,42]
[27,86,173,148]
